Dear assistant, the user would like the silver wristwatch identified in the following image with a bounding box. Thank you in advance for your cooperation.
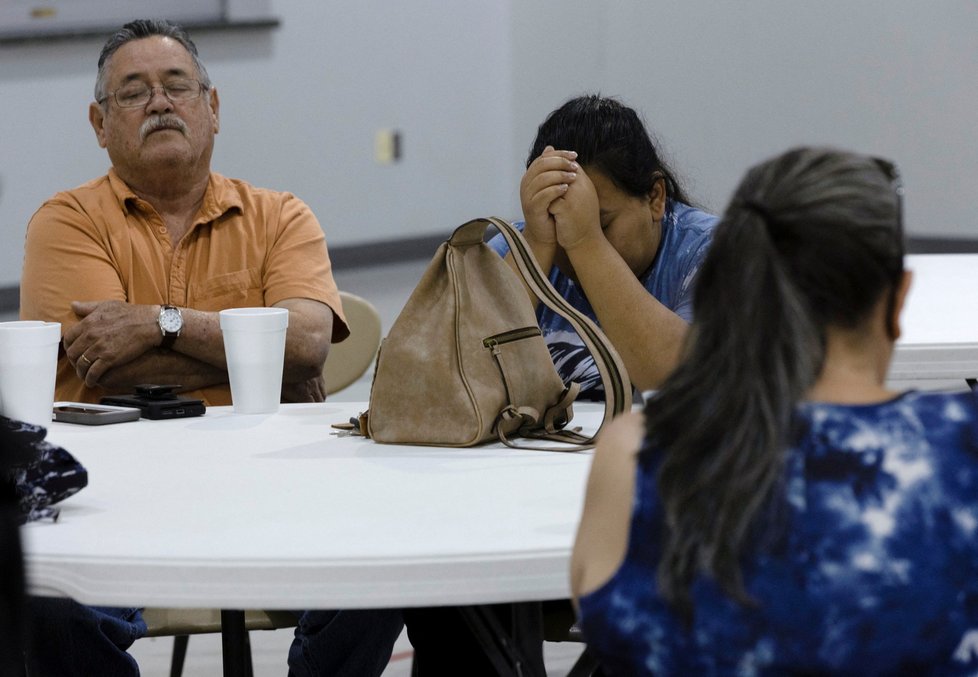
[158,305,183,350]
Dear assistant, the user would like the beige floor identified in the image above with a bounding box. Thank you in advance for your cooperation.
[130,628,588,676]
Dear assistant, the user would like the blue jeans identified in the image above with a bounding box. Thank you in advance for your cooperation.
[25,598,144,677]
[24,598,403,677]
[287,609,404,677]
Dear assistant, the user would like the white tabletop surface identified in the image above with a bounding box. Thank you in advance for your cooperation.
[889,253,978,382]
[22,402,599,611]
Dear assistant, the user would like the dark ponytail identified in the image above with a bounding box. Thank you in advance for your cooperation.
[645,147,904,622]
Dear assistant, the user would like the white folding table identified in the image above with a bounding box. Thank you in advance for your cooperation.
[889,253,978,388]
[22,401,601,675]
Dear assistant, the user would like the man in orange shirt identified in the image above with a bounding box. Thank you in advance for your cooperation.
[21,19,343,407]
[19,19,403,677]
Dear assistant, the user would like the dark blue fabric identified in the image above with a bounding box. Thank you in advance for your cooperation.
[578,390,978,676]
[487,201,716,399]
[24,600,402,676]
[288,608,403,677]
[2,416,87,523]
[26,599,144,677]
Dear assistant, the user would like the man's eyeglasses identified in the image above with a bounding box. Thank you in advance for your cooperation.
[98,78,205,108]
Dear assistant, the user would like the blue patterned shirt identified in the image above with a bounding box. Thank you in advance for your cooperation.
[578,390,978,675]
[487,201,716,399]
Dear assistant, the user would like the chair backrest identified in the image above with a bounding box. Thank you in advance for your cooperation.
[323,291,383,394]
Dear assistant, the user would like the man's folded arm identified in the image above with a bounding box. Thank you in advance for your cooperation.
[96,350,227,393]
[169,297,334,382]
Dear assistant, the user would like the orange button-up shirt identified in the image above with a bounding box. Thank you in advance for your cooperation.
[20,169,347,405]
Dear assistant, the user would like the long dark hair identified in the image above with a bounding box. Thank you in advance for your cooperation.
[528,94,693,205]
[645,147,904,621]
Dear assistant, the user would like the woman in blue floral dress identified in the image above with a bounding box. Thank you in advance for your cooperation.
[571,147,978,675]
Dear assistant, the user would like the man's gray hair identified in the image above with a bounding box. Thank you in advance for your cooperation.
[94,19,212,104]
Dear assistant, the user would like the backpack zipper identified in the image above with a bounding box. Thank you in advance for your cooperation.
[483,326,542,348]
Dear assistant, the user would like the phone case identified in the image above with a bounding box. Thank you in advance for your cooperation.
[100,394,206,420]
[53,402,142,425]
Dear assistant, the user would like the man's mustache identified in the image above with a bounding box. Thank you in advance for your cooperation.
[139,115,188,140]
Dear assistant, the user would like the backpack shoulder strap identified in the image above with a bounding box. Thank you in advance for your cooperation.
[481,217,632,440]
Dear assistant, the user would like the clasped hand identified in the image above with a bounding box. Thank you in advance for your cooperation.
[520,145,603,252]
[63,300,159,387]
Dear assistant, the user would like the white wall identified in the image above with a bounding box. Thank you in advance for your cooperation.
[512,1,978,224]
[1,1,976,291]
[210,1,516,245]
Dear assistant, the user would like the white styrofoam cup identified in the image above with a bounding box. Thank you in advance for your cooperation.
[219,308,289,414]
[0,321,62,425]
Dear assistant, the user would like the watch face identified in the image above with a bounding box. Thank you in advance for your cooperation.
[160,308,182,333]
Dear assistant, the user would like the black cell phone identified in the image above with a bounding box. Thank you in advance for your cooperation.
[100,384,206,420]
[53,402,142,425]
[133,383,182,399]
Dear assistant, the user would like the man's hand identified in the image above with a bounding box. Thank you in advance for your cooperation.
[520,146,579,247]
[281,375,327,403]
[63,300,160,387]
[548,163,603,252]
